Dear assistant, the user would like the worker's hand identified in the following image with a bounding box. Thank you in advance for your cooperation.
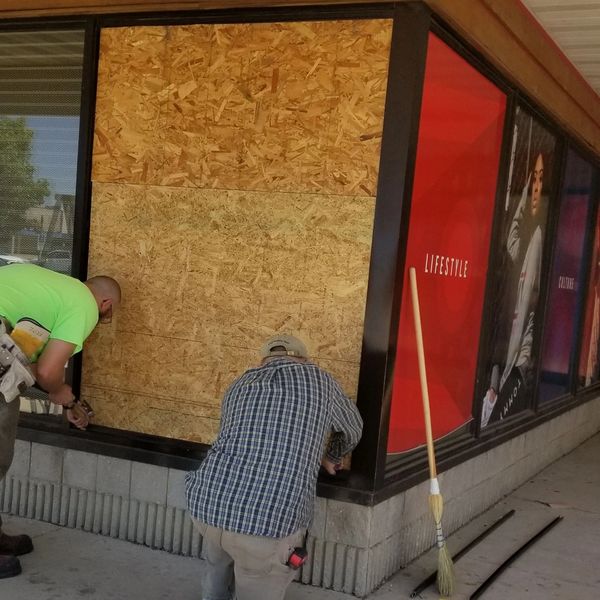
[48,383,75,406]
[66,404,89,430]
[321,458,342,475]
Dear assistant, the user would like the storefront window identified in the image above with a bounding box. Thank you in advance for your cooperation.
[478,107,557,427]
[0,28,85,414]
[578,185,600,388]
[539,150,595,402]
[387,34,506,454]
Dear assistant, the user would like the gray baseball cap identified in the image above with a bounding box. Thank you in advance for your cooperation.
[260,334,309,359]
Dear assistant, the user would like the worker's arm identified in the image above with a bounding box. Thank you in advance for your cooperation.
[32,339,77,405]
[325,380,363,464]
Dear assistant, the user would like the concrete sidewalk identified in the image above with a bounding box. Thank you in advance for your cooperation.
[2,433,599,599]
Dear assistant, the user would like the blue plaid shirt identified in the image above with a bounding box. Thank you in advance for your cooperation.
[185,357,363,538]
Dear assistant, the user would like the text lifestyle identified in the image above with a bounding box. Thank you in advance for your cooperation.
[424,253,469,278]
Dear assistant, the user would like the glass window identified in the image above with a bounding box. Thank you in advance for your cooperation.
[578,188,600,388]
[478,107,558,428]
[387,34,506,455]
[539,150,595,402]
[0,29,84,274]
[0,28,85,415]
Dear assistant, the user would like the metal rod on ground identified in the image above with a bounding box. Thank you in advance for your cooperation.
[469,516,563,600]
[409,267,455,598]
[409,509,516,598]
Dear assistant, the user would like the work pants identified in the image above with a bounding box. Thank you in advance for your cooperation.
[0,396,19,532]
[193,519,305,600]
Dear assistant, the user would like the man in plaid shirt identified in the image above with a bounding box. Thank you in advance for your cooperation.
[186,334,363,600]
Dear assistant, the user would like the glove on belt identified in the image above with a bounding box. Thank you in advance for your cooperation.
[0,333,35,403]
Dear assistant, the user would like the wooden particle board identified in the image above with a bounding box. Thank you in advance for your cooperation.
[93,19,392,195]
[87,19,387,442]
[83,182,375,442]
[92,26,169,184]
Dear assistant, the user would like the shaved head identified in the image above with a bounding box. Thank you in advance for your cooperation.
[86,276,121,303]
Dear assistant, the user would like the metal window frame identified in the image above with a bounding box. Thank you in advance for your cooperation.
[0,16,90,430]
[566,148,600,396]
[473,97,568,433]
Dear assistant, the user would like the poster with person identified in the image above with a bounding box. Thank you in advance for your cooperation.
[480,106,557,427]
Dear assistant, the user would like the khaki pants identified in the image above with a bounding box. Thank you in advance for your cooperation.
[193,519,305,600]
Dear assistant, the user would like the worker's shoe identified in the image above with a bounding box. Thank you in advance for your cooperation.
[0,532,33,556]
[0,554,21,579]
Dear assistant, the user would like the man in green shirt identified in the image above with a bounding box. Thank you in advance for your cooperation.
[0,263,121,579]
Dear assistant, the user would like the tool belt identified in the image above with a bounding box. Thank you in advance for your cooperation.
[0,317,36,404]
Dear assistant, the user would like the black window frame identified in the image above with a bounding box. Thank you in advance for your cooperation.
[472,99,567,436]
[533,145,600,409]
[0,16,95,427]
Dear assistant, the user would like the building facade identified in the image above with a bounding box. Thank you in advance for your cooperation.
[1,1,599,596]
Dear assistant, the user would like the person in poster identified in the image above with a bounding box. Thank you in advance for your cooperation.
[480,109,556,427]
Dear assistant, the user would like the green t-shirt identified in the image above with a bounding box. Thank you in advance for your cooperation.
[0,263,98,360]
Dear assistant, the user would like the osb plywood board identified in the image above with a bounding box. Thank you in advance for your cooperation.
[92,26,169,184]
[93,20,392,195]
[82,182,375,442]
[79,385,222,443]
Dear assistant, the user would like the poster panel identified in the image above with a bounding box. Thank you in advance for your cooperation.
[578,196,600,388]
[538,150,594,402]
[387,34,506,453]
[479,107,557,427]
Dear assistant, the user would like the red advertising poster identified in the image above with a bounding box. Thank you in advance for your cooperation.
[387,34,506,454]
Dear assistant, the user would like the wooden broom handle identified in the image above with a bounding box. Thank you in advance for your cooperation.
[409,267,437,479]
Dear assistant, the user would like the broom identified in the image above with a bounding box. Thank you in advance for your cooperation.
[409,267,455,598]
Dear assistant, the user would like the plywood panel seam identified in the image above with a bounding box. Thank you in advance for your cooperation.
[82,383,221,408]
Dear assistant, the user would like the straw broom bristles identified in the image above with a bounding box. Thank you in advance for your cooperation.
[428,481,455,597]
[430,491,454,597]
[409,267,456,598]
